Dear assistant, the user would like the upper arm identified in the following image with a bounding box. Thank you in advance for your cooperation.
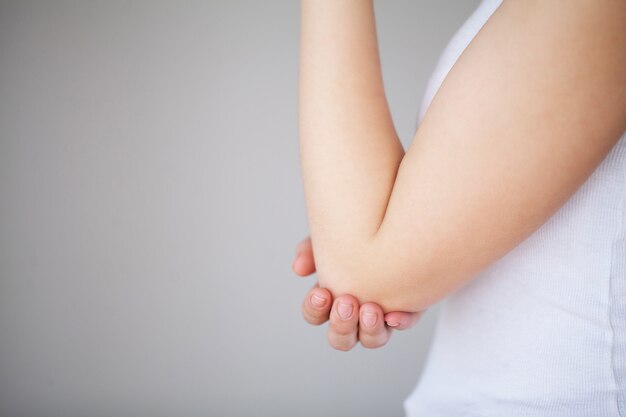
[336,0,626,312]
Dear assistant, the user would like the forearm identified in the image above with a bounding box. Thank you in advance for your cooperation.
[298,0,404,297]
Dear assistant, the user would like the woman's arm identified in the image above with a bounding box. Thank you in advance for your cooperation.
[298,0,403,266]
[298,0,626,313]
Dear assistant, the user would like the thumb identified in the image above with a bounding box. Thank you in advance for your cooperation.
[292,236,317,276]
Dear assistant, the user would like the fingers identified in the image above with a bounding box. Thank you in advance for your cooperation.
[295,236,330,327]
[358,303,391,349]
[292,236,316,276]
[301,284,332,325]
[293,233,424,351]
[384,310,425,331]
[327,294,359,351]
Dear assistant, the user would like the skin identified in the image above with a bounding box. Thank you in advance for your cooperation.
[299,0,626,313]
[292,236,424,351]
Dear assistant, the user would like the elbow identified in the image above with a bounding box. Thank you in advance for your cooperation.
[356,272,443,314]
[313,238,442,314]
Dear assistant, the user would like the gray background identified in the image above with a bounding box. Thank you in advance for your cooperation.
[0,1,479,416]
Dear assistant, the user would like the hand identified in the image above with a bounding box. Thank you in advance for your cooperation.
[292,236,425,351]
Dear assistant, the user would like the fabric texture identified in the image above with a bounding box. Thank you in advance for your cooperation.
[403,0,626,416]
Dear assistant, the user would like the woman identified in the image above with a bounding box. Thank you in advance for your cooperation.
[295,0,626,415]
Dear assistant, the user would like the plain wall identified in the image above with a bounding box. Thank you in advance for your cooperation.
[0,1,480,416]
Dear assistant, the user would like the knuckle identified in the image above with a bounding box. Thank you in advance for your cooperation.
[361,335,388,349]
[328,328,356,351]
[308,317,325,326]
[302,308,326,326]
[359,324,378,336]
[330,323,354,337]
[330,339,354,351]
[308,307,327,321]
[334,344,352,352]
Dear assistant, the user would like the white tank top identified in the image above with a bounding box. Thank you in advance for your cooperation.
[404,0,626,416]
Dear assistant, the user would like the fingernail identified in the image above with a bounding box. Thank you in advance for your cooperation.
[386,321,400,327]
[362,312,377,328]
[310,294,326,308]
[338,302,353,320]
